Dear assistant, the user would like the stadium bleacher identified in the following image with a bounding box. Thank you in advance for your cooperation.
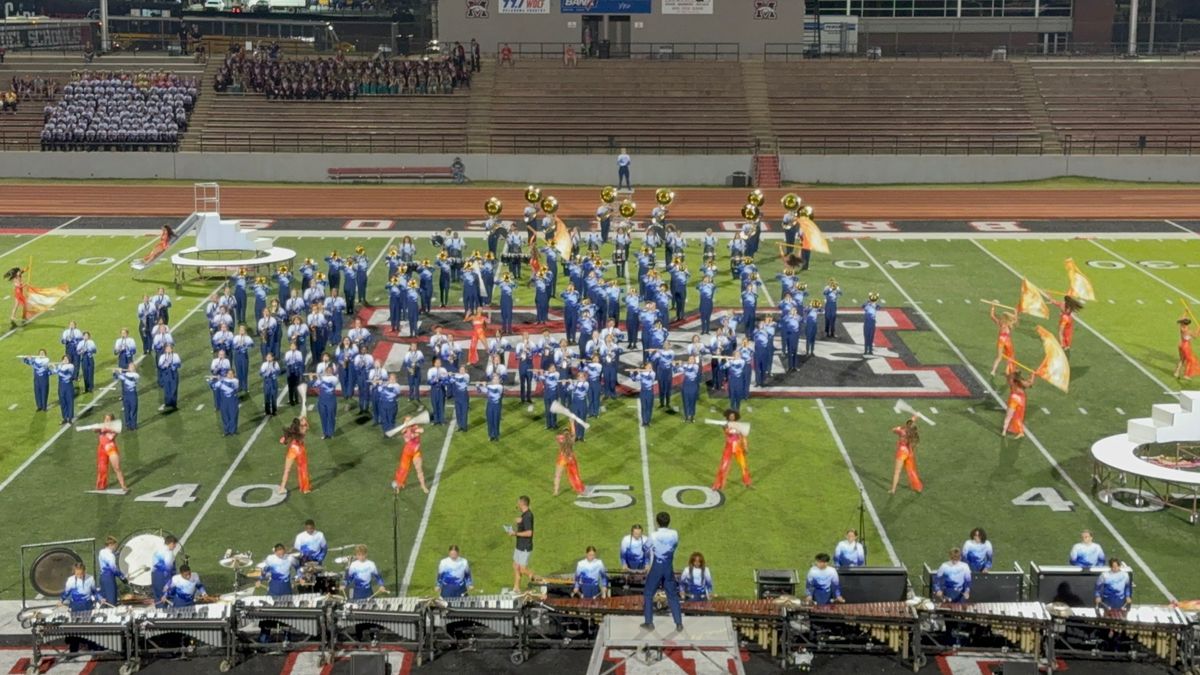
[40,73,197,151]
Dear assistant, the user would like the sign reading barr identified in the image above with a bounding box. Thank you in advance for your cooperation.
[560,0,652,13]
[662,0,713,14]
[500,0,551,13]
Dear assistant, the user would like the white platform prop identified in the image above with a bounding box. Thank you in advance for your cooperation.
[1091,391,1200,523]
[586,616,745,675]
[158,183,295,285]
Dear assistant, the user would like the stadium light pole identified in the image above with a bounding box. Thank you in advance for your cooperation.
[100,0,110,53]
[1147,0,1156,55]
[1127,0,1139,56]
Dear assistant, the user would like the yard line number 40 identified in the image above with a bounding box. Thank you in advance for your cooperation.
[134,483,286,509]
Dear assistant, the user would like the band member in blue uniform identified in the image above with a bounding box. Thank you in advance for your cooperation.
[781,307,801,372]
[834,530,866,568]
[276,265,294,303]
[1069,530,1106,568]
[97,536,127,605]
[293,519,327,564]
[61,563,102,611]
[260,353,280,416]
[805,553,844,605]
[163,565,206,607]
[437,545,474,599]
[324,251,344,295]
[60,320,83,370]
[77,331,97,393]
[516,336,536,403]
[862,292,882,355]
[568,372,590,441]
[427,358,448,425]
[634,362,656,427]
[385,276,405,334]
[933,548,972,603]
[641,512,683,631]
[345,544,386,601]
[151,287,172,325]
[335,337,357,401]
[573,546,609,600]
[284,342,305,406]
[536,363,561,429]
[450,366,471,432]
[619,525,651,573]
[114,328,137,369]
[257,544,298,597]
[21,349,52,411]
[50,356,75,424]
[151,536,179,608]
[722,350,747,413]
[822,279,843,338]
[1095,559,1132,610]
[962,528,993,573]
[136,295,158,354]
[804,300,822,356]
[114,363,140,430]
[210,371,240,436]
[157,344,181,411]
[402,344,424,402]
[376,373,401,432]
[479,375,505,441]
[679,552,713,602]
[353,246,369,307]
[309,368,340,439]
[232,326,253,395]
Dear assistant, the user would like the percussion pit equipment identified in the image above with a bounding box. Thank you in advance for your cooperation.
[134,601,235,668]
[24,605,136,672]
[235,593,335,655]
[337,596,432,662]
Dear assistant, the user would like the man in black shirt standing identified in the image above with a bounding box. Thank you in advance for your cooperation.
[509,495,534,592]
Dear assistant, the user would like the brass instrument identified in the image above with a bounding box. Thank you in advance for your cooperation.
[828,277,838,289]
[747,189,765,207]
[741,203,760,221]
[801,205,814,218]
[540,195,559,214]
[485,196,503,216]
[304,257,313,265]
[619,200,637,219]
[388,246,398,256]
[524,185,542,204]
[654,188,675,207]
[600,186,616,204]
[868,292,880,302]
[781,192,802,212]
[355,245,365,255]
[810,299,824,309]
[278,265,288,274]
[330,250,339,258]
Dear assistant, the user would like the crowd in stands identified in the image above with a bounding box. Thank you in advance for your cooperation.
[39,72,198,151]
[213,44,469,99]
[11,76,61,102]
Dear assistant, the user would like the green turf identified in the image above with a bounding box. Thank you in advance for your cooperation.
[0,231,1197,606]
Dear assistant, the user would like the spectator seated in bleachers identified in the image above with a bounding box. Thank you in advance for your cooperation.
[38,72,198,152]
[10,76,61,103]
[212,46,468,99]
[1,90,17,114]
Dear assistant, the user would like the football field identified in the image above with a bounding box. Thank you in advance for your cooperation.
[0,220,1197,606]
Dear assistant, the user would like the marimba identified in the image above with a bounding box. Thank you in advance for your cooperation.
[135,602,235,669]
[24,606,136,671]
[436,594,525,638]
[925,602,1050,657]
[683,599,785,655]
[337,596,431,651]
[794,602,920,665]
[1049,604,1194,668]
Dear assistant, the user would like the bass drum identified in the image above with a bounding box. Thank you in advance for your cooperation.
[118,529,184,593]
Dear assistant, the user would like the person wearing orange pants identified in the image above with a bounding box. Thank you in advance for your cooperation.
[1050,295,1083,351]
[889,415,923,494]
[712,409,751,491]
[989,306,1017,376]
[1177,317,1200,381]
[1002,371,1035,439]
[278,417,311,494]
[466,310,489,366]
[393,417,429,493]
[92,414,127,492]
[554,420,585,496]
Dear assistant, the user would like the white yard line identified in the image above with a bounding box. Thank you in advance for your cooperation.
[0,216,80,258]
[399,426,457,594]
[0,282,225,494]
[816,399,899,566]
[1089,240,1199,304]
[855,239,1176,602]
[1163,219,1196,236]
[971,241,1176,394]
[637,424,656,532]
[0,236,157,342]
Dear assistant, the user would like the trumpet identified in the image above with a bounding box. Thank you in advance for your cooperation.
[781,193,802,212]
[524,185,542,204]
[388,247,398,256]
[868,291,880,302]
[741,203,760,221]
[304,257,313,265]
[655,188,675,207]
[747,189,765,207]
[600,186,617,204]
[278,265,288,274]
[619,200,637,219]
[541,195,559,214]
[355,245,365,255]
[330,250,339,258]
[827,277,838,289]
[485,196,503,216]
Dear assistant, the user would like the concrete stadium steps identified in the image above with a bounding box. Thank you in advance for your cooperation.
[764,60,1043,153]
[1010,59,1062,153]
[179,58,223,152]
[464,59,495,154]
[1127,391,1200,444]
[1031,62,1200,150]
[486,59,753,153]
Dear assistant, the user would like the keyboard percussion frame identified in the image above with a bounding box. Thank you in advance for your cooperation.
[336,596,432,665]
[23,606,137,674]
[134,602,236,670]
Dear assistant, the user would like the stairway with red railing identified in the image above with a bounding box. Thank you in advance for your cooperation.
[753,153,781,188]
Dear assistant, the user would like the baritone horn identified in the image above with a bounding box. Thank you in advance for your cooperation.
[524,185,542,204]
[485,197,503,216]
[741,203,760,221]
[600,186,617,204]
[619,200,637,219]
[800,205,814,218]
[747,189,765,207]
[654,188,675,207]
[781,193,802,212]
[541,195,559,214]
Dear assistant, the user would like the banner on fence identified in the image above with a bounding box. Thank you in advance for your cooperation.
[500,0,550,13]
[663,0,713,14]
[560,0,652,14]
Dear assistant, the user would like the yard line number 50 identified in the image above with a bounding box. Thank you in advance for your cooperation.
[575,484,725,511]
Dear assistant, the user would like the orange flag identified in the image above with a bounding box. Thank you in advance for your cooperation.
[1064,258,1096,302]
[798,216,830,254]
[1017,278,1050,319]
[553,216,573,261]
[24,284,69,317]
[1034,325,1071,392]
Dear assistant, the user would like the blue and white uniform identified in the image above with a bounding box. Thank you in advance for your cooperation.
[77,338,98,392]
[61,574,101,612]
[114,369,140,430]
[934,560,972,603]
[258,553,298,597]
[97,548,126,605]
[619,534,650,571]
[294,529,327,565]
[833,540,865,568]
[805,566,842,605]
[437,556,473,599]
[573,557,609,600]
[345,559,385,601]
[151,545,177,608]
[22,355,52,411]
[1095,568,1132,609]
[1069,541,1106,569]
[679,566,713,601]
[962,540,993,573]
[164,573,206,607]
[643,527,683,627]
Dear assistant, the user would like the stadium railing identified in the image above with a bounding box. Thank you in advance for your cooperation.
[192,131,467,153]
[501,42,739,61]
[765,40,1200,61]
[486,134,755,155]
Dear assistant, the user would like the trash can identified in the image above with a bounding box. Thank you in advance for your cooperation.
[598,39,611,59]
[730,171,749,188]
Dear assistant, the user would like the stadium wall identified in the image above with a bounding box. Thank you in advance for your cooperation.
[2,153,1198,184]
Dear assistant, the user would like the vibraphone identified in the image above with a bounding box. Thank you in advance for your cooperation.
[135,602,236,669]
[1048,604,1195,669]
[922,602,1050,658]
[537,572,647,598]
[337,596,432,663]
[24,606,136,672]
[792,602,920,667]
[235,593,335,657]
[433,594,530,664]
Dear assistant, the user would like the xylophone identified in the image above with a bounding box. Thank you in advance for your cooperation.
[135,602,235,669]
[927,602,1049,657]
[235,593,333,644]
[24,606,136,670]
[1049,604,1194,667]
[436,594,525,638]
[683,599,785,655]
[798,602,919,660]
[338,596,432,644]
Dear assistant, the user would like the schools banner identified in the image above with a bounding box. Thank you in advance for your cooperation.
[662,0,713,14]
[499,0,551,13]
[559,0,652,13]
